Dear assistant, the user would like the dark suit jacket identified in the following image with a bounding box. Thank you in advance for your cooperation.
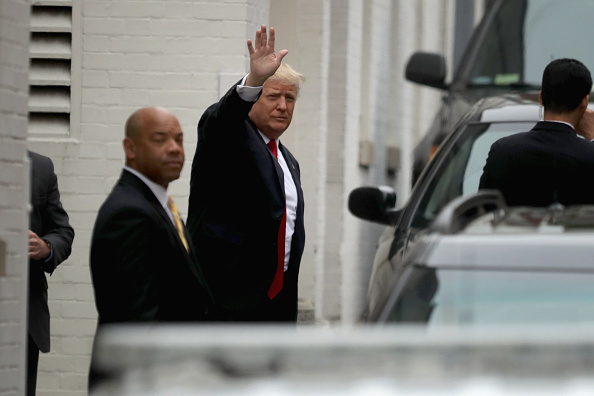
[479,121,594,207]
[187,82,306,322]
[28,151,74,353]
[90,170,212,324]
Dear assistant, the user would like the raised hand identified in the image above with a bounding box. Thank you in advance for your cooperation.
[245,25,288,87]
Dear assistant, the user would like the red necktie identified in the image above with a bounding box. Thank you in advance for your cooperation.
[267,140,286,299]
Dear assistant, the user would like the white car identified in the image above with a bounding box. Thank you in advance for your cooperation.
[376,190,594,326]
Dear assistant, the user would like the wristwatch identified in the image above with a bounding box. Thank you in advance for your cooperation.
[43,239,52,255]
[41,239,55,271]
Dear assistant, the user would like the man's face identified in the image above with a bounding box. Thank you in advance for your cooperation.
[249,80,298,140]
[126,110,185,188]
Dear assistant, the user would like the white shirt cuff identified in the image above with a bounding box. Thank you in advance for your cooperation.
[236,74,262,102]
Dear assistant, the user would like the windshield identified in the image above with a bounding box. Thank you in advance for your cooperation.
[411,122,530,230]
[384,266,594,326]
[468,0,594,89]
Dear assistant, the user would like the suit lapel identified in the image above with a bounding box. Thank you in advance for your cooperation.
[279,143,302,197]
[245,121,285,210]
[148,188,211,295]
[120,170,204,278]
[122,171,181,247]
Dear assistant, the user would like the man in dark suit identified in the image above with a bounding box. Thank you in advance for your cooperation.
[28,150,74,396]
[90,107,212,325]
[187,25,306,322]
[479,58,594,207]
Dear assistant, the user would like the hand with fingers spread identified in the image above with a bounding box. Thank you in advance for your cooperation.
[245,25,288,87]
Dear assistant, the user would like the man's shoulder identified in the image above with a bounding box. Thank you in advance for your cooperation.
[28,150,54,171]
[199,82,255,127]
[490,131,532,150]
[100,175,153,213]
[28,150,47,162]
[203,82,244,113]
[95,188,161,241]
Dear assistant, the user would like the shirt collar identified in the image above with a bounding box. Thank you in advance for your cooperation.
[124,166,170,208]
[258,130,279,147]
[544,120,575,130]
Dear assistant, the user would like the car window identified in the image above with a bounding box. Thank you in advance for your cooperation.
[385,266,594,326]
[468,0,594,89]
[462,122,525,193]
[410,122,520,230]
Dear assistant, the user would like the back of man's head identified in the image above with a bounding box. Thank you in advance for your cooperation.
[541,58,592,113]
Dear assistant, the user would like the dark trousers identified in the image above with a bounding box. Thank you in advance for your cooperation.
[27,334,39,396]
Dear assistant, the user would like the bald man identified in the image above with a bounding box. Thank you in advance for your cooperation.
[90,107,212,325]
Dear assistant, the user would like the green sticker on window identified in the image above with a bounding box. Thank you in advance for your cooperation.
[494,74,520,85]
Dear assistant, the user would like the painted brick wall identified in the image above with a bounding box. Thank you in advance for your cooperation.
[0,1,31,395]
[30,1,270,394]
[3,0,484,394]
[269,0,325,321]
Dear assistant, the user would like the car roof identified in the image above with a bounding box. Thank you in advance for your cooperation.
[419,205,594,271]
[480,103,539,123]
[468,205,594,231]
[440,93,540,139]
[423,232,594,271]
[462,93,540,124]
[471,92,594,124]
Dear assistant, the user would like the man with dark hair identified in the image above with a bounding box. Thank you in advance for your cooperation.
[541,58,593,112]
[479,58,594,206]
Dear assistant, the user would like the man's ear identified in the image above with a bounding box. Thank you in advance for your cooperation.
[539,90,543,106]
[123,137,135,160]
[581,94,590,111]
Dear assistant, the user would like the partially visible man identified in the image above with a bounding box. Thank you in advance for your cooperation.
[187,25,306,322]
[479,58,594,206]
[90,107,211,326]
[28,150,74,396]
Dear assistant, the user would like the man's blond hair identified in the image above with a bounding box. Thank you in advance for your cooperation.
[267,63,305,94]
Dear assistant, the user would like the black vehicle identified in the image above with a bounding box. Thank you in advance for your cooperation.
[349,93,545,321]
[409,0,594,182]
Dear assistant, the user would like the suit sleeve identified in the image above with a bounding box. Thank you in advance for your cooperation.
[39,157,74,274]
[197,82,258,144]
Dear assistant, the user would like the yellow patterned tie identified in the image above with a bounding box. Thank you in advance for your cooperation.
[168,195,189,252]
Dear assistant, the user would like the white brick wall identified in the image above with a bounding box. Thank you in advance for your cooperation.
[297,0,459,323]
[0,1,31,395]
[0,0,483,394]
[29,1,271,394]
[341,0,394,323]
[269,0,325,321]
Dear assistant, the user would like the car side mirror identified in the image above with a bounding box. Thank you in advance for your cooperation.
[405,52,447,90]
[348,186,399,225]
